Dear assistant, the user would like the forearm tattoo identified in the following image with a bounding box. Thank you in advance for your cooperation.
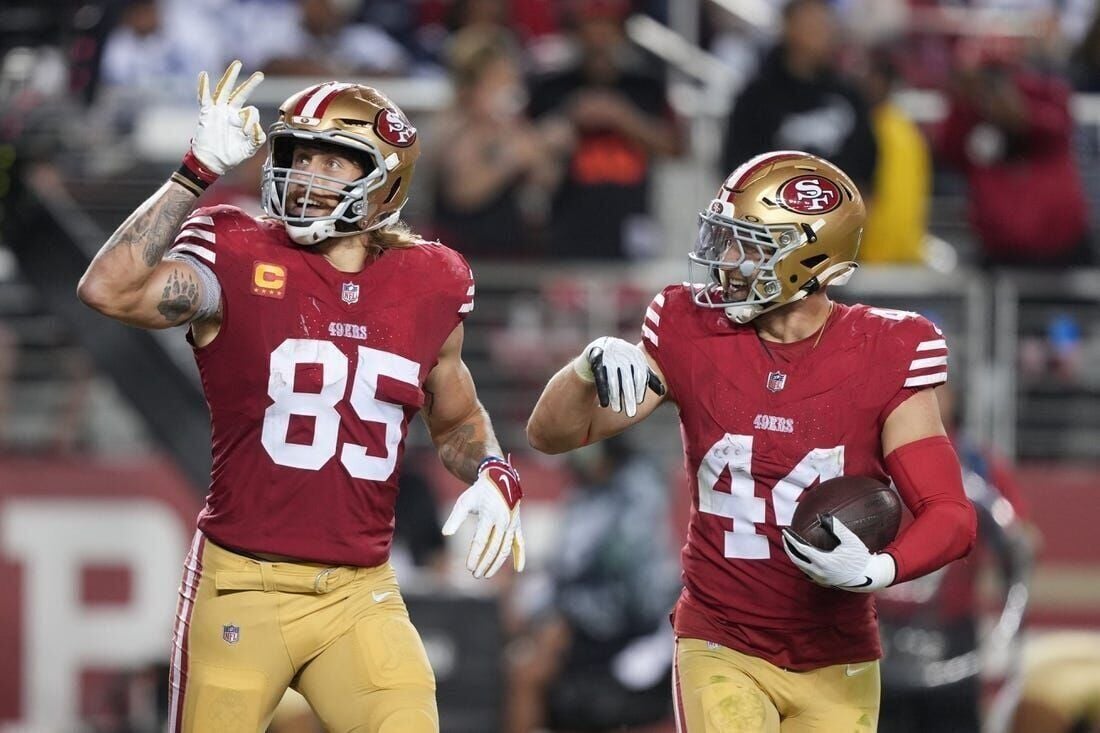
[102,183,197,267]
[157,268,199,324]
[438,423,490,484]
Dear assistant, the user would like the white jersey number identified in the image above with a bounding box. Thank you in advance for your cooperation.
[261,338,420,480]
[697,434,845,559]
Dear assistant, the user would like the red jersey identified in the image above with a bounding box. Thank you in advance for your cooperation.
[168,206,474,567]
[641,285,948,670]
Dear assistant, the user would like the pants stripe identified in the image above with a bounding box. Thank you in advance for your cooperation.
[672,638,685,733]
[168,531,205,733]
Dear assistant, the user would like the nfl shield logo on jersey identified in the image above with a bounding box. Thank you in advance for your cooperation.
[766,371,787,392]
[222,624,240,645]
[341,282,360,305]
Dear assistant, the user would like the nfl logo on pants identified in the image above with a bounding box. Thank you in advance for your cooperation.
[222,624,240,645]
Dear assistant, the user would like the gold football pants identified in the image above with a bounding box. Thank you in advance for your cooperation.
[673,637,880,733]
[169,533,438,733]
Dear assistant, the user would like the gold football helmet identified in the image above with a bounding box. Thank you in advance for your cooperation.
[690,151,865,323]
[261,82,420,245]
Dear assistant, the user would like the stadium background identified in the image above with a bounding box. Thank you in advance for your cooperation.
[1,0,1099,731]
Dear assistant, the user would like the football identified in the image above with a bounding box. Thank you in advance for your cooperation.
[789,476,902,552]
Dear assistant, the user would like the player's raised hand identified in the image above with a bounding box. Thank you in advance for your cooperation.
[574,337,665,418]
[442,457,526,579]
[191,60,266,176]
[781,515,896,593]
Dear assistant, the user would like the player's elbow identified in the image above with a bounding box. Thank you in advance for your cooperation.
[525,419,557,454]
[944,498,979,561]
[76,272,113,314]
[525,417,572,455]
[77,271,138,321]
[960,500,979,557]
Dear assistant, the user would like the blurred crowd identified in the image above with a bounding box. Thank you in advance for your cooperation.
[3,1,1100,732]
[3,0,1100,268]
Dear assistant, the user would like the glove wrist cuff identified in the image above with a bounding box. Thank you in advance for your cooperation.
[863,553,897,591]
[478,456,522,509]
[180,149,221,188]
[572,352,596,383]
[477,455,508,474]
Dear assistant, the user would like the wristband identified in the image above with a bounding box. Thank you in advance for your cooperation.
[478,455,510,474]
[175,150,220,194]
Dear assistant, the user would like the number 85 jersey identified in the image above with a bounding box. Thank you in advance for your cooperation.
[170,205,475,567]
[642,285,948,671]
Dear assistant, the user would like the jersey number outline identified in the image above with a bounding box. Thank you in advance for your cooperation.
[260,338,420,480]
[698,434,844,559]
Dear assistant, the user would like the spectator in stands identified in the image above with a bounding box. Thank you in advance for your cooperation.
[528,0,684,260]
[877,382,1034,733]
[258,0,409,76]
[937,48,1092,267]
[1070,5,1100,92]
[505,436,679,733]
[858,47,931,265]
[99,0,220,101]
[443,0,560,47]
[432,28,564,258]
[722,0,877,194]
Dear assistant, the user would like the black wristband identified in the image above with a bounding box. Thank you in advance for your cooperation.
[172,165,208,195]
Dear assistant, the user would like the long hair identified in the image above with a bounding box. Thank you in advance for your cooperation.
[366,220,421,257]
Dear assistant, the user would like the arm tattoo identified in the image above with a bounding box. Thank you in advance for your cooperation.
[102,183,197,267]
[156,268,199,324]
[438,423,489,484]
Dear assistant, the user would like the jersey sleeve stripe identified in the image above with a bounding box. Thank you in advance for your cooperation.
[466,284,475,296]
[458,301,474,313]
[177,227,216,243]
[168,242,216,265]
[645,307,661,326]
[654,292,666,308]
[916,339,947,352]
[909,355,948,370]
[642,324,659,347]
[182,215,215,228]
[904,372,948,388]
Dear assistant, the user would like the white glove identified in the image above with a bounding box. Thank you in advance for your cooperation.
[782,514,896,592]
[442,457,526,579]
[191,60,266,175]
[573,337,665,418]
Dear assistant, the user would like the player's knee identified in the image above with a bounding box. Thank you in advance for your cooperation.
[699,675,771,733]
[184,663,271,733]
[355,615,436,690]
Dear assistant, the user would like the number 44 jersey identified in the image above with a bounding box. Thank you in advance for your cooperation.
[169,205,474,567]
[641,284,948,671]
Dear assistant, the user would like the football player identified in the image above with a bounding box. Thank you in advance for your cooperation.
[526,151,978,732]
[77,62,525,733]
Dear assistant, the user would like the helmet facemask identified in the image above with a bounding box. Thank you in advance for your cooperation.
[689,209,815,324]
[261,132,390,246]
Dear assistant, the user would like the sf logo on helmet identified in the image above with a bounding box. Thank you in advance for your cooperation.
[777,175,842,214]
[374,108,417,147]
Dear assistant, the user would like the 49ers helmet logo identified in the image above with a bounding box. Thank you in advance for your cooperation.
[776,175,842,214]
[374,108,417,147]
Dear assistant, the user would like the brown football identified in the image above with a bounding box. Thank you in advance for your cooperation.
[789,476,902,552]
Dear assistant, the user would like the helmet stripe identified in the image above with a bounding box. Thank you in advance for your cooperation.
[299,82,354,118]
[292,83,329,116]
[729,151,807,190]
